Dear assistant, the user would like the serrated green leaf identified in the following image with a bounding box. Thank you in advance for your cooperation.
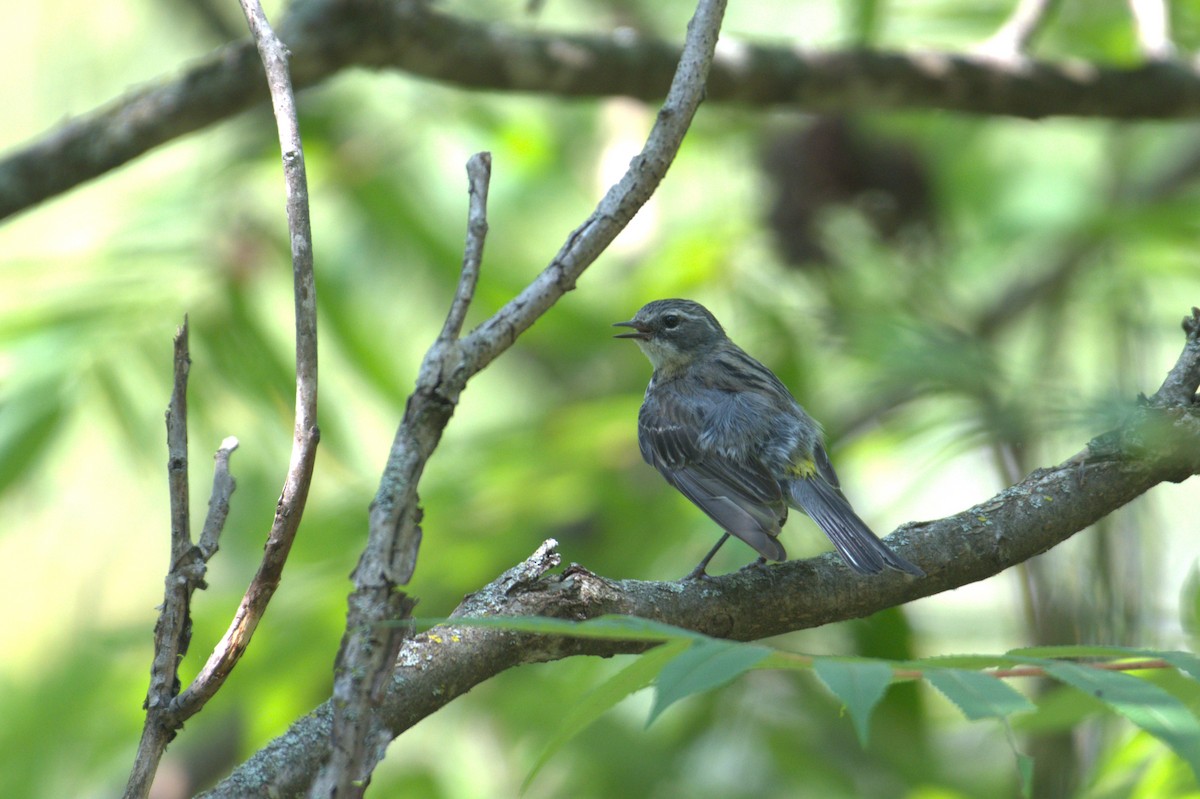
[647,638,772,726]
[927,668,1036,720]
[520,640,689,796]
[813,659,894,747]
[1045,662,1200,782]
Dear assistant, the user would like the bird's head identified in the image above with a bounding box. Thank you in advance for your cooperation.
[613,299,727,372]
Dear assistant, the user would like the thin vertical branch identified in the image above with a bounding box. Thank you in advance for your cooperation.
[169,0,321,719]
[125,322,194,799]
[310,152,495,799]
[439,152,492,343]
[166,320,192,564]
[125,323,240,799]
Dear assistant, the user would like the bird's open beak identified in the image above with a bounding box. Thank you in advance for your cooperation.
[612,320,650,340]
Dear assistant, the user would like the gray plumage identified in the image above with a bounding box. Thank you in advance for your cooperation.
[614,298,923,579]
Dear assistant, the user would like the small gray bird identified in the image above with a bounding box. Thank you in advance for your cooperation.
[614,298,923,580]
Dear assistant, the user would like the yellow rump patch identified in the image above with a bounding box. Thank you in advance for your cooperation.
[788,459,817,478]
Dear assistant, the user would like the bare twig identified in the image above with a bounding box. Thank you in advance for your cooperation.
[312,155,494,798]
[311,1,728,794]
[125,322,195,799]
[976,0,1059,60]
[1128,0,1175,61]
[130,0,320,736]
[164,0,321,725]
[458,0,727,373]
[166,320,192,565]
[126,322,240,799]
[10,0,1200,221]
[439,152,492,343]
[199,436,240,559]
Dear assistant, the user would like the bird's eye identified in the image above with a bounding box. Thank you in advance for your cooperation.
[662,314,680,329]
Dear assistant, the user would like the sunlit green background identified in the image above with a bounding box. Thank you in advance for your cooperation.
[3,0,1200,796]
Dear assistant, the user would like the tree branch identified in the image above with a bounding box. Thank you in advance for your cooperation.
[120,7,327,784]
[198,436,239,559]
[200,307,1200,796]
[166,0,322,725]
[310,153,494,798]
[125,0,319,789]
[8,0,1200,221]
[126,323,239,799]
[438,152,491,343]
[313,1,729,793]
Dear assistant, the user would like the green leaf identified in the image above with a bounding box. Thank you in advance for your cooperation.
[927,668,1036,720]
[520,640,689,796]
[813,659,894,747]
[647,638,772,726]
[1045,662,1200,782]
[1160,651,1200,681]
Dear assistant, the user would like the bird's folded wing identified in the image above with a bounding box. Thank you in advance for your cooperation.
[639,402,787,561]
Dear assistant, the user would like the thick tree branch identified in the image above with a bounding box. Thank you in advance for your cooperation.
[7,0,1200,220]
[200,319,1200,798]
[204,373,1200,797]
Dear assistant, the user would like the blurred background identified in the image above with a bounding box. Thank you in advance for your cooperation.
[3,0,1200,796]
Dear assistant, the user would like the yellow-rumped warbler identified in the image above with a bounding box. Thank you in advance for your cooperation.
[615,298,924,580]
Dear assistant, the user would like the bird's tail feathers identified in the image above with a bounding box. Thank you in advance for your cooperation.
[788,478,924,577]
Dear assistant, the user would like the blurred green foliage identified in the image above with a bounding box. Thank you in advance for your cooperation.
[2,0,1200,797]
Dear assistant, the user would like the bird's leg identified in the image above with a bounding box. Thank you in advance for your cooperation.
[740,556,768,572]
[684,533,731,580]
